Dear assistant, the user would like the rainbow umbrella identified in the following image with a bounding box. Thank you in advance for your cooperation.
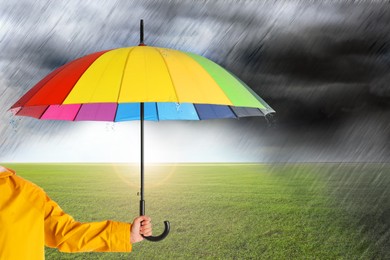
[10,20,275,241]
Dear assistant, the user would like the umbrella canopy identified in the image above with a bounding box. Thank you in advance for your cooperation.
[11,46,274,121]
[10,21,274,242]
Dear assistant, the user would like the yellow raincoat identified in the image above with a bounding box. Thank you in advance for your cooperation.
[0,166,132,259]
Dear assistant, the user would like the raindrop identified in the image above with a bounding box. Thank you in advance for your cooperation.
[105,122,115,132]
[175,102,181,112]
[265,112,276,128]
[8,115,21,132]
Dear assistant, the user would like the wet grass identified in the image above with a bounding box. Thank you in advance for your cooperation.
[3,163,390,259]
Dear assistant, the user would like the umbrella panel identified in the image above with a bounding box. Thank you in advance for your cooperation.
[15,103,265,122]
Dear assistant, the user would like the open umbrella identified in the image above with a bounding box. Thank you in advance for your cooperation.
[10,20,275,242]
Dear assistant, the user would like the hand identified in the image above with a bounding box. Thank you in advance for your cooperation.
[130,216,152,244]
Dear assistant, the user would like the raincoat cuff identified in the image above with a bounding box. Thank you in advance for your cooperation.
[110,221,132,252]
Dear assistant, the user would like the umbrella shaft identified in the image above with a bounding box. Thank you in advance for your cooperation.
[140,102,145,215]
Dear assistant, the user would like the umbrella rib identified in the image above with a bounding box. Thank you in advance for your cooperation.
[185,52,235,106]
[154,48,180,103]
[193,104,202,120]
[257,108,265,116]
[112,104,119,122]
[72,104,84,121]
[116,47,135,104]
[155,102,160,121]
[227,105,239,119]
[37,105,51,119]
[55,51,109,106]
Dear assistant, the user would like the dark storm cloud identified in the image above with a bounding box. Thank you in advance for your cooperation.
[228,2,390,141]
[220,1,390,161]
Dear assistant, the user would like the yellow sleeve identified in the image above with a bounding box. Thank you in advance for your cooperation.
[43,195,132,253]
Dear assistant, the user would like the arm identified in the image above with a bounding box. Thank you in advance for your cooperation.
[43,195,132,253]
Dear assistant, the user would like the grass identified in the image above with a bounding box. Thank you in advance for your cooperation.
[2,163,390,259]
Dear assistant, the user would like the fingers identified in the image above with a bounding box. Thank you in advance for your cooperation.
[141,218,152,236]
[141,216,151,222]
[134,215,151,224]
[133,215,152,236]
[130,216,153,243]
[141,225,152,236]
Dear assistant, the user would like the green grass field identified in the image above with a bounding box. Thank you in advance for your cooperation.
[3,163,390,259]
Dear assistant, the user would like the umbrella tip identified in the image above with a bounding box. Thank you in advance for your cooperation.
[139,19,145,46]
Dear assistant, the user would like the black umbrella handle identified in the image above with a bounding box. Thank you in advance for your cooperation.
[142,221,170,242]
[139,200,170,242]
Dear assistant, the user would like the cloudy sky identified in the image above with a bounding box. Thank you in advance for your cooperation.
[0,0,389,162]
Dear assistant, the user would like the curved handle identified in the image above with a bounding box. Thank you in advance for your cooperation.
[142,221,170,242]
